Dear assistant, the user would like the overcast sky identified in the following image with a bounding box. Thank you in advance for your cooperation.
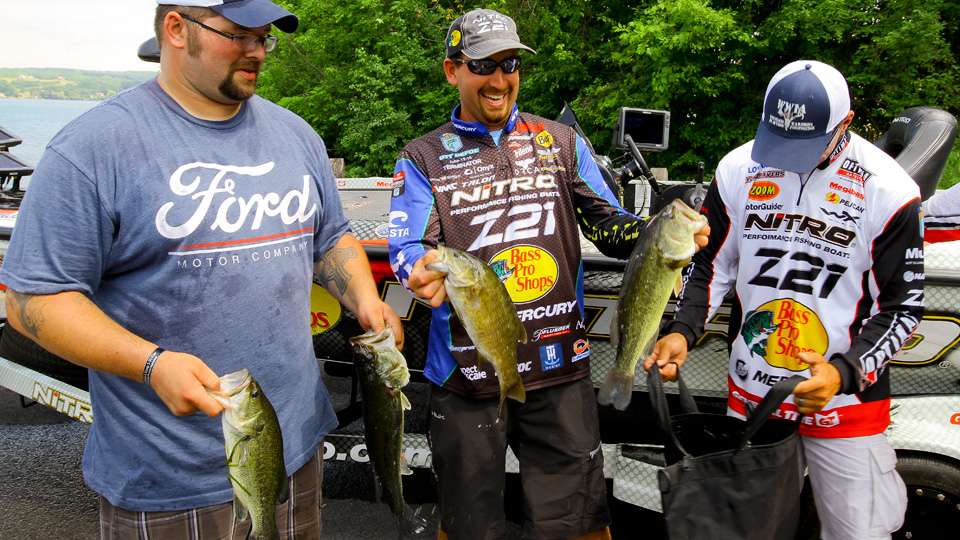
[2,0,158,72]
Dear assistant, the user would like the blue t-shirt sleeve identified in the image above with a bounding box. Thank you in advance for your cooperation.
[0,147,113,295]
[310,137,351,259]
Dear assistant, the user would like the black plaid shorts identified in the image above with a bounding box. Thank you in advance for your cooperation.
[99,448,322,540]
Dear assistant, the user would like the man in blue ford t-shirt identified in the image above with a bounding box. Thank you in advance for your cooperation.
[0,1,402,537]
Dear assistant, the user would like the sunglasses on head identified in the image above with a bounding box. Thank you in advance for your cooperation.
[452,56,522,75]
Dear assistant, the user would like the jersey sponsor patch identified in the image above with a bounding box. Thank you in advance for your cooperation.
[535,130,554,148]
[820,208,860,224]
[748,180,780,201]
[837,158,872,185]
[572,339,591,362]
[829,181,865,200]
[744,298,828,372]
[440,132,463,152]
[490,245,559,304]
[539,343,564,371]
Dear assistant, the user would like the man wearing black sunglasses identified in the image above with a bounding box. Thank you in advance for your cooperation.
[389,8,709,540]
[1,1,403,538]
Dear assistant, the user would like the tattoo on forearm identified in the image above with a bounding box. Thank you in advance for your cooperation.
[9,291,43,339]
[317,247,357,296]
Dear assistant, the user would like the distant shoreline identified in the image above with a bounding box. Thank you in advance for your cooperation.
[0,96,104,102]
[0,68,155,102]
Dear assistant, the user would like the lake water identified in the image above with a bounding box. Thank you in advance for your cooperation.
[0,98,100,168]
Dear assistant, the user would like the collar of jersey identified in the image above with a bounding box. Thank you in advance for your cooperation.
[451,104,519,138]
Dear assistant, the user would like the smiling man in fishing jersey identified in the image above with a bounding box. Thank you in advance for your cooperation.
[389,9,708,539]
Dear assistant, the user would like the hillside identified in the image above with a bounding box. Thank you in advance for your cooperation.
[0,68,156,101]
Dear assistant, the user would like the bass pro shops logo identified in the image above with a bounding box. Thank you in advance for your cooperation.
[489,245,559,304]
[742,299,828,372]
[748,180,780,202]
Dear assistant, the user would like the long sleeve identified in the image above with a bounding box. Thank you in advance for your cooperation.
[570,135,645,260]
[829,198,923,394]
[388,155,440,290]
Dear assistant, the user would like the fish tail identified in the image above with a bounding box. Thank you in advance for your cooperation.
[504,377,526,404]
[598,369,634,411]
[397,503,434,537]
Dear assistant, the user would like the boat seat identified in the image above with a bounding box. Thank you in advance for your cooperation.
[874,107,957,200]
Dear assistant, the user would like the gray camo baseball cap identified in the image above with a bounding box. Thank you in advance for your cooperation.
[445,9,536,59]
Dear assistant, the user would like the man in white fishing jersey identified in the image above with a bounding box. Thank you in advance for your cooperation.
[647,60,921,540]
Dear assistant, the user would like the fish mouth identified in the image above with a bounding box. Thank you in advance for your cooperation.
[350,328,394,346]
[208,369,252,408]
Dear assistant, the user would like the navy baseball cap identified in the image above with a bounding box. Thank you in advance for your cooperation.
[446,9,535,59]
[752,60,850,172]
[157,0,298,33]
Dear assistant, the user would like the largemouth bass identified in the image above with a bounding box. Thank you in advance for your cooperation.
[427,245,526,414]
[209,369,286,540]
[351,328,432,538]
[598,199,708,410]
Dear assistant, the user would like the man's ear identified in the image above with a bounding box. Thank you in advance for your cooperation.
[163,11,189,50]
[842,110,855,129]
[443,58,459,86]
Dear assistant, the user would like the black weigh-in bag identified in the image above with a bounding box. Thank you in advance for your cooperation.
[648,367,805,540]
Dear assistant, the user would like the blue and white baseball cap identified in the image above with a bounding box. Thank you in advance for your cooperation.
[157,0,298,33]
[751,60,850,172]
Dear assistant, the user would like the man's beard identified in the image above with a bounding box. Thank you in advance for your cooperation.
[218,60,260,101]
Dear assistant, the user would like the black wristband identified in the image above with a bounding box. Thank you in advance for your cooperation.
[142,347,165,386]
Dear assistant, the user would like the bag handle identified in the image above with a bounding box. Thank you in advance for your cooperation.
[648,366,805,456]
[646,364,695,457]
[737,375,804,450]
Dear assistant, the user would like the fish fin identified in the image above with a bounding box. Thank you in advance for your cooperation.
[401,453,413,476]
[278,476,290,504]
[227,438,252,468]
[516,321,528,345]
[609,310,619,348]
[597,369,634,411]
[400,391,412,411]
[673,274,684,297]
[505,379,525,404]
[233,495,249,523]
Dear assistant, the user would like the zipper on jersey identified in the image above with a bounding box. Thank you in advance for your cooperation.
[796,172,811,205]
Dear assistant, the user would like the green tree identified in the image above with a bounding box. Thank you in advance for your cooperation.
[259,0,959,184]
[259,0,459,177]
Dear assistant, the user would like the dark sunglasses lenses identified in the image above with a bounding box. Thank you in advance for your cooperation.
[466,57,521,75]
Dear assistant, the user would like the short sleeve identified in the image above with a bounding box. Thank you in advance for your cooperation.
[309,137,350,259]
[0,148,114,295]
